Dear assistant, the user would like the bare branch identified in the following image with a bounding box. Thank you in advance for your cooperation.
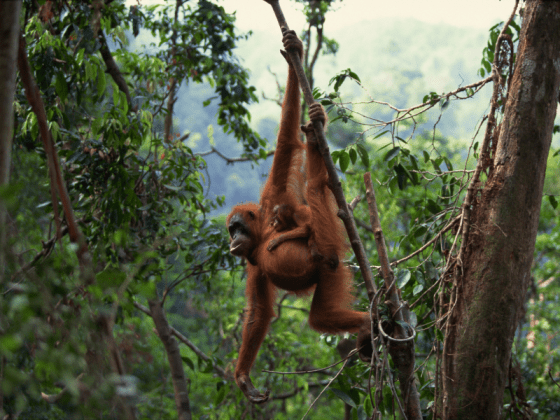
[133,301,226,378]
[148,299,193,420]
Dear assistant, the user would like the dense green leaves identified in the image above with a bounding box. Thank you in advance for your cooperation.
[4,0,261,417]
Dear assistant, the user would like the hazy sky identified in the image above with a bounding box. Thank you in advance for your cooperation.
[221,0,517,31]
[131,0,518,32]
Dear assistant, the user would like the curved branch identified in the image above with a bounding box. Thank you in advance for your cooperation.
[133,301,226,378]
[98,31,133,111]
[196,147,274,164]
[18,34,91,278]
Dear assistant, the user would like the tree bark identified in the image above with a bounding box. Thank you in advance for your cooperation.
[0,7,21,415]
[445,1,560,418]
[0,1,20,186]
[148,300,192,420]
[0,0,21,294]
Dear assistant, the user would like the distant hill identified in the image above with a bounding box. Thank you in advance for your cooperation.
[174,18,504,211]
[236,18,491,141]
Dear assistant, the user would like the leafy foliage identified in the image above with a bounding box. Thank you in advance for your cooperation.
[2,1,558,419]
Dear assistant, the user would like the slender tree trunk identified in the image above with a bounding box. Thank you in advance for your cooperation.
[0,7,21,415]
[0,0,21,281]
[445,1,560,418]
[148,300,192,420]
[0,2,20,186]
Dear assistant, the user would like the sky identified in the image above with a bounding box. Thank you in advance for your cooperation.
[131,0,518,32]
[221,0,517,31]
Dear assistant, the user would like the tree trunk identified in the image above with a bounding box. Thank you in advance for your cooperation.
[0,1,20,186]
[445,1,560,418]
[0,1,21,283]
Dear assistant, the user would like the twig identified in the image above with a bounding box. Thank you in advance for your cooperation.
[393,215,461,267]
[549,369,560,390]
[196,146,274,163]
[301,357,350,420]
[264,349,359,375]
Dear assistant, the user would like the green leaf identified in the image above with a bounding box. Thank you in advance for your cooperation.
[85,60,93,81]
[364,396,373,417]
[181,356,195,370]
[135,280,156,298]
[426,199,441,214]
[75,48,85,66]
[431,158,442,173]
[55,73,68,102]
[331,150,340,164]
[113,84,119,108]
[548,195,558,209]
[349,148,357,165]
[395,163,415,186]
[49,121,59,142]
[373,130,389,140]
[214,383,228,405]
[396,269,411,288]
[330,389,357,408]
[388,177,398,195]
[384,147,400,162]
[410,153,419,170]
[30,113,39,139]
[339,151,350,173]
[356,143,370,168]
[312,87,323,99]
[397,169,406,190]
[97,69,107,97]
[414,225,427,238]
[333,75,344,92]
[119,91,128,114]
[0,334,23,353]
[201,359,214,373]
[207,124,215,146]
[413,284,424,294]
[348,70,361,82]
[96,268,126,289]
[92,117,103,137]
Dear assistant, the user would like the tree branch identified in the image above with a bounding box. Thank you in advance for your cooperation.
[364,172,422,420]
[98,31,133,111]
[148,299,192,420]
[17,34,92,281]
[134,301,226,378]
